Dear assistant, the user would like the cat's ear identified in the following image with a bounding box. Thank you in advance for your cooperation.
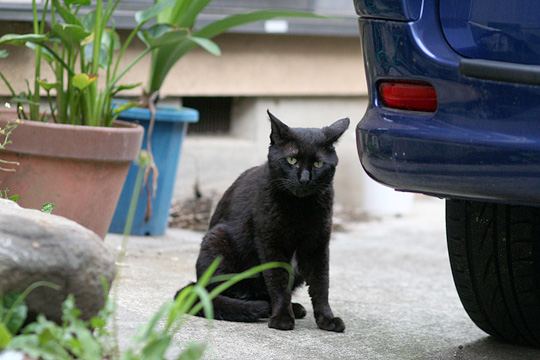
[268,110,291,145]
[323,118,350,145]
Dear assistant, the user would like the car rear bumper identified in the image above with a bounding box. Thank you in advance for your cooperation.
[357,109,540,206]
[357,1,540,206]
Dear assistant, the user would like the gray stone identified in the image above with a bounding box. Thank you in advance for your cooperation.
[0,199,115,322]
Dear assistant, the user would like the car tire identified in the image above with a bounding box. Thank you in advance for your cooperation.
[446,199,540,347]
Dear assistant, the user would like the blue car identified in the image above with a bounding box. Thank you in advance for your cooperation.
[355,0,540,346]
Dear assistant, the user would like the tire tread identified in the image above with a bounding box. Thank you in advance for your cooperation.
[446,199,540,347]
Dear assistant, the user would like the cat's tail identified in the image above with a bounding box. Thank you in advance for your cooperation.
[175,283,269,322]
[208,295,270,322]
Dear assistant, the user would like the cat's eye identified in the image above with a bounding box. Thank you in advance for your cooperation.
[286,156,298,165]
[313,161,323,168]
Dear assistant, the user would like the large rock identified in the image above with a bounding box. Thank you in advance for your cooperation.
[0,199,115,322]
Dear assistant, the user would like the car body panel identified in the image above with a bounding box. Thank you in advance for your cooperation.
[440,0,540,65]
[355,0,540,206]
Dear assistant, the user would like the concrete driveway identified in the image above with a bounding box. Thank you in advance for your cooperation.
[107,198,540,360]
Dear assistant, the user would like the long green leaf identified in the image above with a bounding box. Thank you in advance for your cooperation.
[148,40,194,93]
[111,82,141,94]
[192,285,213,320]
[162,0,189,24]
[138,25,189,48]
[165,284,194,330]
[135,0,176,24]
[0,72,16,97]
[173,0,212,28]
[190,37,221,56]
[80,10,95,32]
[189,262,293,316]
[26,43,54,64]
[52,0,83,26]
[51,23,90,46]
[198,257,222,289]
[177,343,206,360]
[2,293,28,335]
[0,323,12,349]
[3,281,60,329]
[209,261,293,295]
[65,0,90,5]
[175,258,221,323]
[0,34,47,46]
[37,79,58,91]
[141,335,171,360]
[111,100,138,116]
[135,302,171,343]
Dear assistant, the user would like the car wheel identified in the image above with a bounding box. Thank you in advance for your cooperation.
[446,199,540,346]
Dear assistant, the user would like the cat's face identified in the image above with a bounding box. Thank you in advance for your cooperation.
[267,111,350,198]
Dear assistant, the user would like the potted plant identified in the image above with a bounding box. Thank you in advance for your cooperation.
[110,0,321,236]
[0,0,188,238]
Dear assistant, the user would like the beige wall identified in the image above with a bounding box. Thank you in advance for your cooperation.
[176,96,370,212]
[0,23,366,97]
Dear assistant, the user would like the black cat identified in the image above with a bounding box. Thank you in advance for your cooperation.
[179,110,349,332]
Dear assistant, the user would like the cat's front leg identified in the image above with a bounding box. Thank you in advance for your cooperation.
[260,249,295,330]
[298,245,345,333]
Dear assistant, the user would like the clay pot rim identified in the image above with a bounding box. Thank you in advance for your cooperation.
[14,118,142,133]
[0,113,144,161]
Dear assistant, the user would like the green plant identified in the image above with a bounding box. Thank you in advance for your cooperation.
[0,0,191,127]
[0,281,60,350]
[40,202,55,214]
[8,294,113,360]
[146,0,322,95]
[0,189,19,202]
[3,260,291,360]
[0,1,318,126]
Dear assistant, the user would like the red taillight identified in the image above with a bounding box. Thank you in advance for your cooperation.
[379,81,437,112]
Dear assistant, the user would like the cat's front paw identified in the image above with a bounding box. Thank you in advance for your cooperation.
[316,316,345,332]
[268,314,295,331]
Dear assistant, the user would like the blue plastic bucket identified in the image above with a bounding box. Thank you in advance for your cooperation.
[109,105,199,236]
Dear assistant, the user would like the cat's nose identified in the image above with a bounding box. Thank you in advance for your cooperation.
[299,169,310,185]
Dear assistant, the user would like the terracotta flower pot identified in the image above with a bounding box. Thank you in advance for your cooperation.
[0,110,143,238]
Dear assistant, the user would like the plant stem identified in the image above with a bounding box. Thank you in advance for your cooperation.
[111,152,147,359]
[111,24,144,83]
[39,44,75,76]
[111,47,152,87]
[66,50,74,124]
[91,0,104,76]
[87,0,104,126]
[58,47,67,123]
[2,281,60,325]
[0,72,16,97]
[31,0,42,121]
[46,89,57,123]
